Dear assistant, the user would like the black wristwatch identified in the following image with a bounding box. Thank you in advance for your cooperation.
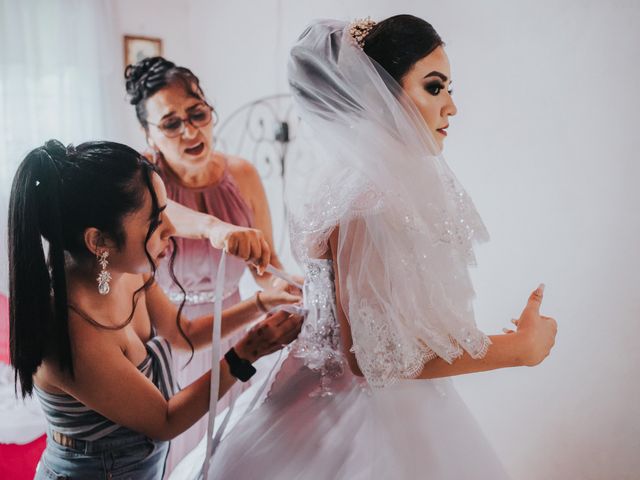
[224,347,257,382]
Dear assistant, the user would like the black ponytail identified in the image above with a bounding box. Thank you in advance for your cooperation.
[9,140,72,397]
[9,139,193,397]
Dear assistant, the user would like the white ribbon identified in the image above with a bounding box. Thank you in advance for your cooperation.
[200,251,226,479]
[199,258,304,478]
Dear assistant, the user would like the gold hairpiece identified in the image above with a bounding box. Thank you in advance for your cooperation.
[348,17,376,49]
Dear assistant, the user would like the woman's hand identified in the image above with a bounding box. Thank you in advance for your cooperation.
[258,281,302,311]
[206,222,271,274]
[259,287,302,311]
[234,310,304,362]
[509,285,558,366]
[268,276,304,296]
[163,197,270,272]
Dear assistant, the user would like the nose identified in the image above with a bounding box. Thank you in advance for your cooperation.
[443,93,457,118]
[181,120,199,140]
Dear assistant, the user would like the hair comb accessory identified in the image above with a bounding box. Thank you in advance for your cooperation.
[348,17,376,49]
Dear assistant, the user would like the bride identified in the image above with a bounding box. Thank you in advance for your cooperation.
[177,15,558,479]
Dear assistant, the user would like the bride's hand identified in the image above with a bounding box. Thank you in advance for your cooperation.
[511,285,558,366]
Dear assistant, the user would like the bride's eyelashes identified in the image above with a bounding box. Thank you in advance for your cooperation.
[424,81,454,96]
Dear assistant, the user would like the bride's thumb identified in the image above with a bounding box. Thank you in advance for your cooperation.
[526,283,545,312]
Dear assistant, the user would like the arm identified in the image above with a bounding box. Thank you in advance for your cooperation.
[328,228,363,377]
[166,199,271,273]
[143,147,270,270]
[328,228,557,380]
[145,275,300,351]
[55,309,302,442]
[166,198,217,242]
[56,315,237,441]
[416,288,556,378]
[416,334,525,378]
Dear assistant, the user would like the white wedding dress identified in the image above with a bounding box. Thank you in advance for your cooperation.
[172,19,511,479]
[171,259,509,480]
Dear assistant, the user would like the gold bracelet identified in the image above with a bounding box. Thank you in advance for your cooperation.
[255,291,268,313]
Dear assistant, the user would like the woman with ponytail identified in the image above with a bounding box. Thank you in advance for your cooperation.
[9,140,302,479]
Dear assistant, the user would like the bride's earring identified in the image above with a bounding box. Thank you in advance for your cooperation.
[96,250,111,295]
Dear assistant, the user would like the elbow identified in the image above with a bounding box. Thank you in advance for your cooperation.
[169,320,194,352]
[149,430,173,442]
[146,413,178,441]
[346,357,364,378]
[139,423,174,442]
[342,345,364,377]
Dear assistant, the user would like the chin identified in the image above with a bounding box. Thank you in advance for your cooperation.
[183,153,208,166]
[180,143,211,165]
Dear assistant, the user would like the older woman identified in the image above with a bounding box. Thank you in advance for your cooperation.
[124,56,300,471]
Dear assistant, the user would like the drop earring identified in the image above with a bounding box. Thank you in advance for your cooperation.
[96,250,111,295]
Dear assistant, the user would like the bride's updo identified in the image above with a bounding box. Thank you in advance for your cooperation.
[362,14,444,83]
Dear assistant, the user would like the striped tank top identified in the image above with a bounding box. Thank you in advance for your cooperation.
[34,335,176,441]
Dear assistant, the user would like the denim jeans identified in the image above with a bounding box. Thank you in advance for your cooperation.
[34,427,169,480]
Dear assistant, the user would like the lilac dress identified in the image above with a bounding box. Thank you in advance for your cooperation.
[155,157,254,475]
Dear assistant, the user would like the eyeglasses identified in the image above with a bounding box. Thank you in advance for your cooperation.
[147,104,215,138]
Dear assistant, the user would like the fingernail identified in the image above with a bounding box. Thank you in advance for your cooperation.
[502,328,510,334]
[537,283,545,294]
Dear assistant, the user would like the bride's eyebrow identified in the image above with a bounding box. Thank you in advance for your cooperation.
[423,71,449,82]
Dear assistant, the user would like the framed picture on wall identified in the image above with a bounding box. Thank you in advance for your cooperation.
[124,35,163,67]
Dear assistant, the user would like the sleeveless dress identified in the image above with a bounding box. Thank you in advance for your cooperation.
[171,259,510,479]
[155,157,255,474]
[34,335,175,480]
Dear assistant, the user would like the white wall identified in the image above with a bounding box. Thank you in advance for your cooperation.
[183,1,640,479]
[112,0,197,150]
[1,0,636,477]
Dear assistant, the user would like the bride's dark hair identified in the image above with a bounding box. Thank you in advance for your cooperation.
[8,140,190,397]
[363,14,444,83]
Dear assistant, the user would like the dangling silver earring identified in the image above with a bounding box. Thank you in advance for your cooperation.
[96,250,111,295]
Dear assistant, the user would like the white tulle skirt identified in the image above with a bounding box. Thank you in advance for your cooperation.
[170,350,510,480]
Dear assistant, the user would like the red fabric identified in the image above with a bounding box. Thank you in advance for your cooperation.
[0,297,46,478]
[0,435,46,480]
[0,294,8,365]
